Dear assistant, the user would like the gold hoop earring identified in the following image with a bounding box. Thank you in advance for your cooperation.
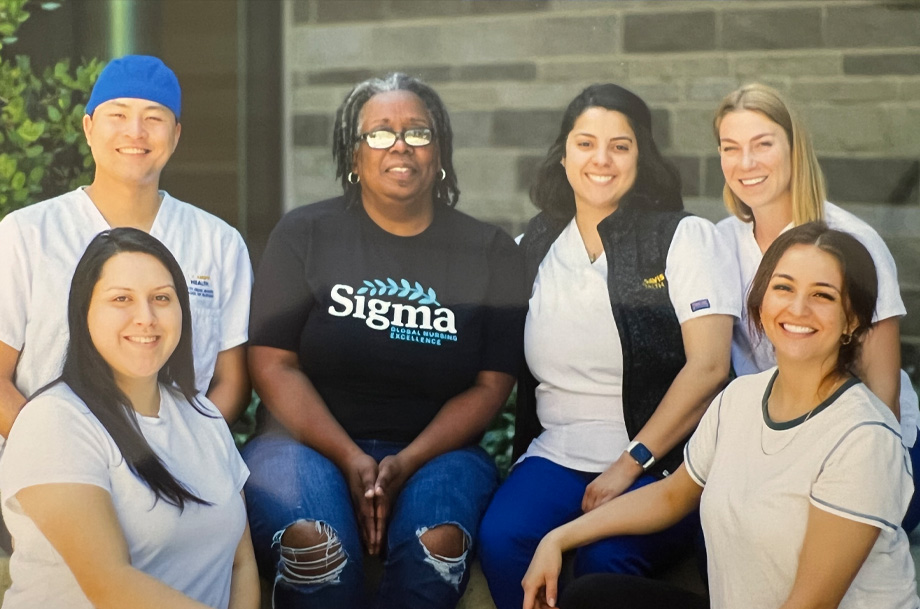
[347,172,360,185]
[840,333,853,345]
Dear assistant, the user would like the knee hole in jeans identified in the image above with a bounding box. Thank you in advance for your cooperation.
[416,523,470,589]
[273,519,348,585]
[419,523,468,558]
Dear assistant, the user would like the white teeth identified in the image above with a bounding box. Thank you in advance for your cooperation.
[119,147,148,154]
[587,174,613,184]
[389,167,410,174]
[740,177,766,186]
[126,336,158,344]
[781,324,815,334]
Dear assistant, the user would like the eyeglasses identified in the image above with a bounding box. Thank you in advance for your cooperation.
[357,128,433,150]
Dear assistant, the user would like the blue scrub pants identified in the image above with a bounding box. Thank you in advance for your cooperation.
[478,456,700,609]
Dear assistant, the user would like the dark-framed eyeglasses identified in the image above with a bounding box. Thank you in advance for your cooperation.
[356,128,433,150]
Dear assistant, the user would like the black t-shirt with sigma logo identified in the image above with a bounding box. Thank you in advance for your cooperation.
[250,197,526,442]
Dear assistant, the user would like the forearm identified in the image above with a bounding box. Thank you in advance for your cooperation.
[250,347,363,469]
[399,371,514,475]
[206,381,250,425]
[0,341,25,438]
[856,317,901,417]
[88,564,211,609]
[0,378,26,439]
[229,523,260,609]
[636,355,729,459]
[551,468,700,552]
[206,346,252,424]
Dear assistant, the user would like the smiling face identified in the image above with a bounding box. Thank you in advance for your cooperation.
[87,251,181,392]
[352,90,439,215]
[562,107,638,214]
[759,244,855,370]
[83,98,181,187]
[718,109,793,217]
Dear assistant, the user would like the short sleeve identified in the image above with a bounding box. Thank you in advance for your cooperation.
[859,232,905,323]
[684,390,727,487]
[0,394,113,505]
[479,231,526,376]
[249,213,315,352]
[665,217,742,324]
[218,230,253,351]
[825,204,905,322]
[201,398,250,493]
[0,213,32,350]
[810,421,912,531]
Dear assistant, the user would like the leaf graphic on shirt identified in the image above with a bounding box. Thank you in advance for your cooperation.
[355,278,440,306]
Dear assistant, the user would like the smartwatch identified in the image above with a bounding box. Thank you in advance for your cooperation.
[625,440,656,471]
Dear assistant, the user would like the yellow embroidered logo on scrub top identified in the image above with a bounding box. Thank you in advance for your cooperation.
[642,273,666,289]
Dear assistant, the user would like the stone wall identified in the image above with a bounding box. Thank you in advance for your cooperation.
[284,0,920,365]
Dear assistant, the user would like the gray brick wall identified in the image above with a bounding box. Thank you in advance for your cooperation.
[284,0,920,368]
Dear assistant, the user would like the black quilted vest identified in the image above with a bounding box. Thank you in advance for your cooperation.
[513,201,690,478]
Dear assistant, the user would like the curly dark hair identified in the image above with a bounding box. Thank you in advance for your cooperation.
[332,73,459,208]
[748,222,878,378]
[531,83,682,220]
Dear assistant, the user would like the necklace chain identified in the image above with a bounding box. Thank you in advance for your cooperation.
[760,375,847,455]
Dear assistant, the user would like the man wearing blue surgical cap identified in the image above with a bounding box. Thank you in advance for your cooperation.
[0,55,253,437]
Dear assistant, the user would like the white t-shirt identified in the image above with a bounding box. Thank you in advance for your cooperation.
[522,216,741,472]
[717,202,917,446]
[0,384,249,609]
[0,188,252,399]
[685,370,918,609]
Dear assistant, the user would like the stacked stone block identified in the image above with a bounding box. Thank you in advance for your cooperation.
[285,0,920,362]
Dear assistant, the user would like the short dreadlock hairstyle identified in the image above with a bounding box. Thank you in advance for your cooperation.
[332,73,460,208]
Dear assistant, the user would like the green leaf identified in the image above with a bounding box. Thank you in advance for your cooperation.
[0,155,17,180]
[15,119,45,142]
[25,144,43,158]
[47,105,61,121]
[28,166,44,183]
[11,171,26,190]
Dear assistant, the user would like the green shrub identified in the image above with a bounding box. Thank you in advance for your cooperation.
[0,0,102,218]
[480,386,517,478]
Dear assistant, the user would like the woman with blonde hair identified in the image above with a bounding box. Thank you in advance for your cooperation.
[713,82,919,532]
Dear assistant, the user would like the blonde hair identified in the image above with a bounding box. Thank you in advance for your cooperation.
[713,83,826,225]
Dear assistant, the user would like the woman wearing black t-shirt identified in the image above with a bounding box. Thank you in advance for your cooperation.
[241,73,525,609]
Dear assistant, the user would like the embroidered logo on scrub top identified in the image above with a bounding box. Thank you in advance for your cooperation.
[642,273,666,289]
[690,299,711,312]
[188,275,214,299]
[327,278,458,346]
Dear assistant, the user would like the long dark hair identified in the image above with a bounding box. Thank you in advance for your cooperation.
[748,222,878,377]
[332,72,460,208]
[61,228,212,510]
[531,83,682,220]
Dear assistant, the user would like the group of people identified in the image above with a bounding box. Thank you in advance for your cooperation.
[0,52,915,609]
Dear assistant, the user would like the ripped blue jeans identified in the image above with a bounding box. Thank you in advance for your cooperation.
[242,433,498,609]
